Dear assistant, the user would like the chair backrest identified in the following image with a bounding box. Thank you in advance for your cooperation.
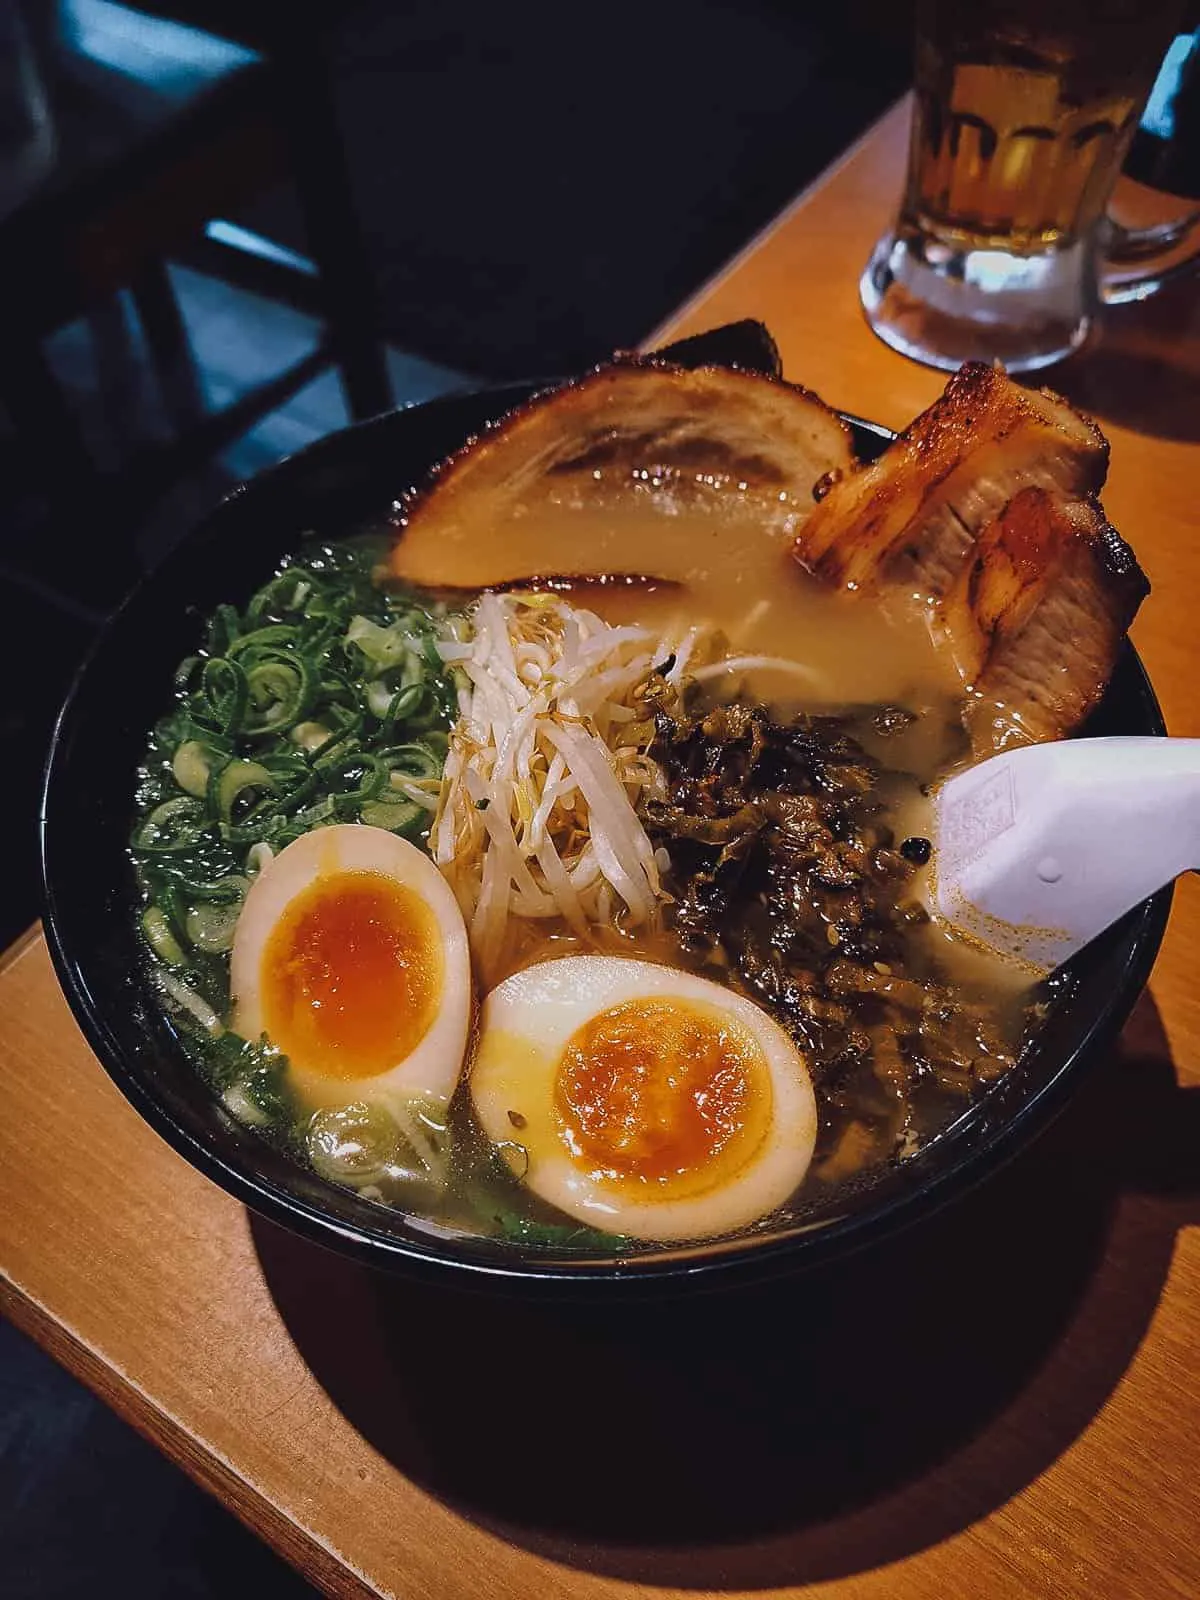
[0,0,56,221]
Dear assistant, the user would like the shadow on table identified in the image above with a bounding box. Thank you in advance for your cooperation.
[1052,276,1200,444]
[251,989,1200,1589]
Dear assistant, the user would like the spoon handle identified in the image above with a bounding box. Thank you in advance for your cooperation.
[933,736,1200,970]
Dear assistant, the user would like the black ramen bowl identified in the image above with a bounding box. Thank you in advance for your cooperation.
[40,323,1172,1295]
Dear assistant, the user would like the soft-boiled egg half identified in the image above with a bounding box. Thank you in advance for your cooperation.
[230,824,472,1115]
[470,955,817,1241]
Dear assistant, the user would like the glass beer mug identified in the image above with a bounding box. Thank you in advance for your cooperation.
[862,1,1200,371]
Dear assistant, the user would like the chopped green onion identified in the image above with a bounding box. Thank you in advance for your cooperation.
[172,740,214,798]
[290,720,332,753]
[306,1103,402,1185]
[246,842,275,876]
[131,540,462,1175]
[347,614,418,670]
[287,795,339,831]
[201,657,248,734]
[142,906,186,966]
[185,900,242,954]
[222,1080,271,1126]
[366,679,394,718]
[134,796,204,854]
[155,969,224,1035]
[360,797,422,832]
[213,759,277,822]
[243,652,314,736]
[227,623,307,658]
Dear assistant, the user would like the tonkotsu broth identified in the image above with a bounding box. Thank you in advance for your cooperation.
[405,488,963,709]
[444,498,979,973]
[130,511,1039,1252]
[434,505,1035,1198]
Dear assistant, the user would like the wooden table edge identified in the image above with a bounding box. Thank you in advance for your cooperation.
[1,921,45,978]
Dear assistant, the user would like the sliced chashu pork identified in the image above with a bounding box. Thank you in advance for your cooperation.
[936,486,1148,751]
[792,364,1147,752]
[794,363,1108,598]
[390,358,854,591]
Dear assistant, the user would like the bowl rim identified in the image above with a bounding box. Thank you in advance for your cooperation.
[39,386,1173,1294]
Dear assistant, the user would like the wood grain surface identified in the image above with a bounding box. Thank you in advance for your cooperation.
[2,98,1198,1599]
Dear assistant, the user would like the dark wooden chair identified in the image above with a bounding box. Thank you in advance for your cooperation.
[0,0,391,593]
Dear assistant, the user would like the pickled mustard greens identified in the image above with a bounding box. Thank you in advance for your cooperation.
[131,541,457,1133]
[642,699,1030,1182]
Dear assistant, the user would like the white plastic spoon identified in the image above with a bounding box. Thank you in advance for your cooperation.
[931,736,1195,972]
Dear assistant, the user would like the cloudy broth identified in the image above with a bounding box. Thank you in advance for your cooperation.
[131,514,1040,1252]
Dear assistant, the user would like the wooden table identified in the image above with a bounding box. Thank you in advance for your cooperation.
[3,99,1199,1599]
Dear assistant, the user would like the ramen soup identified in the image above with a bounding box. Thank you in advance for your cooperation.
[134,340,1150,1255]
[129,494,1047,1255]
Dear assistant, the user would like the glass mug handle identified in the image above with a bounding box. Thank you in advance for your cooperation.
[1101,210,1200,303]
[1102,22,1200,304]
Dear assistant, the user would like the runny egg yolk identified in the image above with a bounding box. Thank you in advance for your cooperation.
[260,869,443,1080]
[553,997,772,1198]
[470,955,817,1240]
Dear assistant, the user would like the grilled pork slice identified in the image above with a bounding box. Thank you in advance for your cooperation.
[390,359,854,591]
[790,364,1146,749]
[935,487,1149,752]
[793,363,1108,597]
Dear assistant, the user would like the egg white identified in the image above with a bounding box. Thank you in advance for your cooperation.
[470,955,817,1241]
[230,824,472,1115]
